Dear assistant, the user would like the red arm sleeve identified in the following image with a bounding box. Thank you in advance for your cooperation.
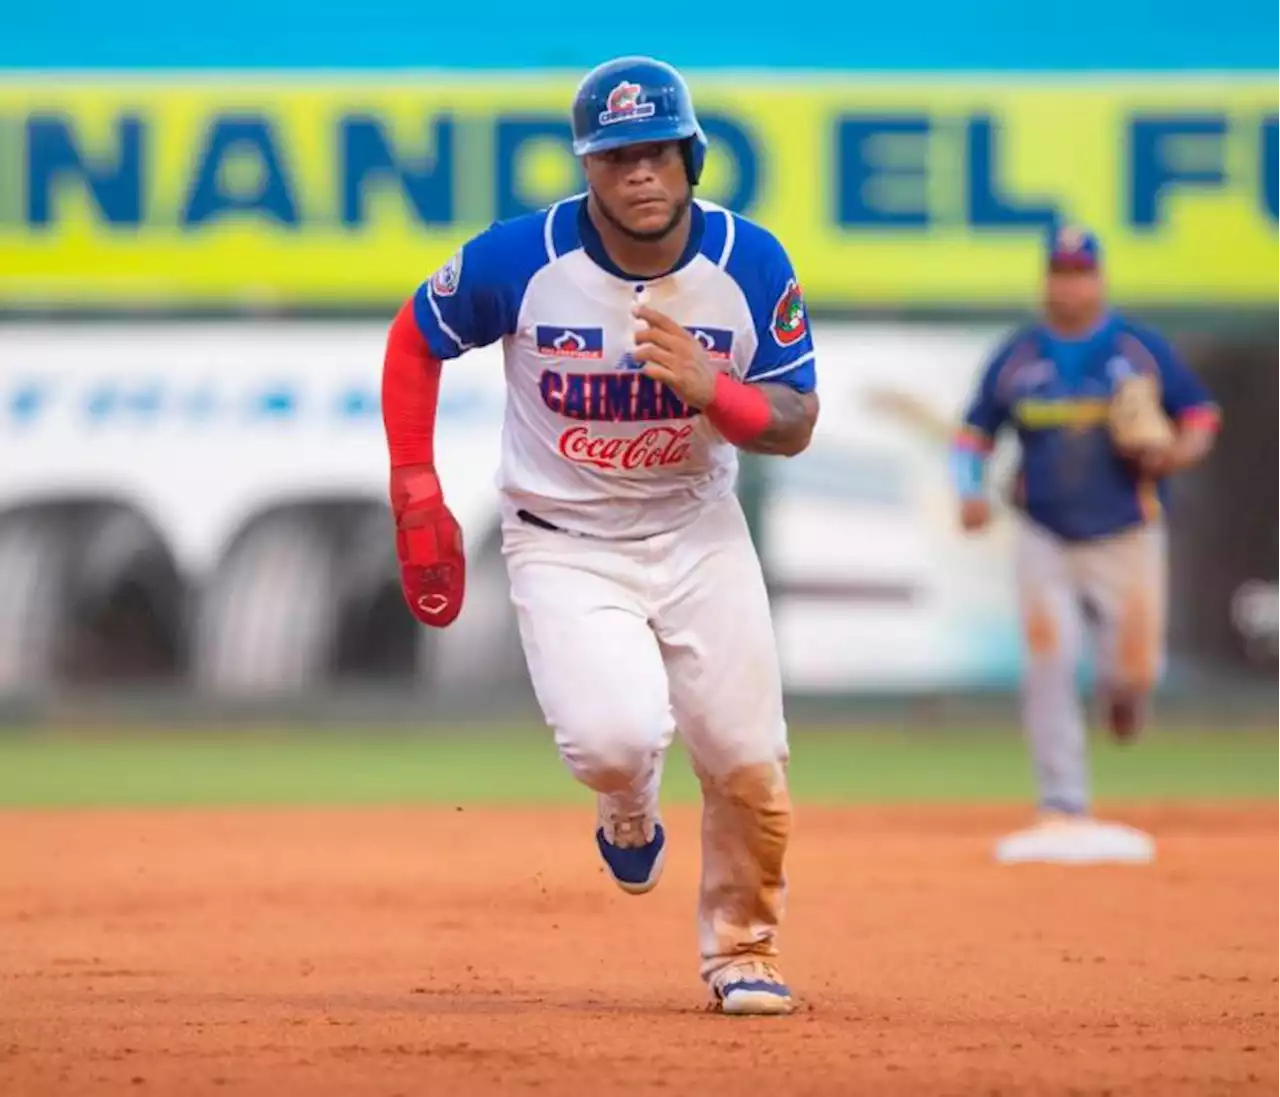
[382,299,443,513]
[382,299,441,470]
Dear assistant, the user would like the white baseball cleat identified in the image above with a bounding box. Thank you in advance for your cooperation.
[709,959,795,1016]
[994,814,1155,865]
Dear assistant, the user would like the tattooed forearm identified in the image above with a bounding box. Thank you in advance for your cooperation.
[741,386,820,456]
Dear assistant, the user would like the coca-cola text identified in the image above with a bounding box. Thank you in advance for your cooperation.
[557,425,695,471]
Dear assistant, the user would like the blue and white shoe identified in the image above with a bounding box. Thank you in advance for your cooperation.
[710,960,795,1016]
[595,806,666,896]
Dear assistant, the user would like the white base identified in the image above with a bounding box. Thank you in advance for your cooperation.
[994,819,1156,865]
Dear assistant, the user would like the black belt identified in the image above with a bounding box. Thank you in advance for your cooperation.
[516,509,565,533]
[516,508,651,542]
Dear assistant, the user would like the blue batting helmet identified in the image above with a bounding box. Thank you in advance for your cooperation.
[571,56,708,186]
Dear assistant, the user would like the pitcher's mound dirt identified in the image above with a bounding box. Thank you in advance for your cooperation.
[1,804,1275,1096]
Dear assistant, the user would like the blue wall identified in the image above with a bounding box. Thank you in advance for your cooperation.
[4,0,1277,70]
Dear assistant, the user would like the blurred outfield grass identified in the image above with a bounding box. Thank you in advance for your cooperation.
[0,727,1274,808]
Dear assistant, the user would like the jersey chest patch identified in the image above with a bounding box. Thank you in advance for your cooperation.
[535,326,605,360]
[689,327,734,360]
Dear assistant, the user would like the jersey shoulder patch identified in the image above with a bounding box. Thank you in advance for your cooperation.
[769,277,808,347]
[429,249,463,297]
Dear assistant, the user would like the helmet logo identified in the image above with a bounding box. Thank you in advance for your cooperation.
[599,81,657,127]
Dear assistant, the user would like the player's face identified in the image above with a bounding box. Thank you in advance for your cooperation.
[1045,267,1105,329]
[584,141,691,242]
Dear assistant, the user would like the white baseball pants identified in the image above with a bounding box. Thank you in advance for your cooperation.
[501,492,791,980]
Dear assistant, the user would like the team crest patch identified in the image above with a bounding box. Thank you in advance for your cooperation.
[771,279,808,347]
[598,81,656,127]
[535,325,605,360]
[430,251,462,297]
[687,327,734,361]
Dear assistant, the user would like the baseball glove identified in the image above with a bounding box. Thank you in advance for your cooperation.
[1108,373,1175,455]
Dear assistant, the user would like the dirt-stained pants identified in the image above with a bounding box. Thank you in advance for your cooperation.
[503,493,790,980]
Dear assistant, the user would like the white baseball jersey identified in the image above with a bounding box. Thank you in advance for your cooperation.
[411,196,818,538]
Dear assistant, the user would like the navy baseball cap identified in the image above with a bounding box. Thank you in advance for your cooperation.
[1047,224,1101,271]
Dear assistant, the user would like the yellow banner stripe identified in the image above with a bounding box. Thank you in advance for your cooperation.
[0,77,1274,308]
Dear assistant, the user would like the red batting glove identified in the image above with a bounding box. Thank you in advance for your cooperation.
[390,464,465,628]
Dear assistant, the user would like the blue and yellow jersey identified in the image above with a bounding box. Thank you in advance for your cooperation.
[956,314,1219,541]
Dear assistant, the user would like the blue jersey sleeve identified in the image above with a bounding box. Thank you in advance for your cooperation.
[1132,327,1217,422]
[410,212,551,361]
[949,333,1030,500]
[722,216,816,394]
[960,333,1026,446]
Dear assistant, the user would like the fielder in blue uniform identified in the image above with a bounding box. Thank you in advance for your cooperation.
[951,226,1220,862]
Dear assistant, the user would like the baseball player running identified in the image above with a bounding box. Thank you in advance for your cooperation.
[380,57,818,1012]
[951,227,1220,864]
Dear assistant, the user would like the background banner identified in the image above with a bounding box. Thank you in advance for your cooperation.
[3,317,1271,699]
[1,76,1275,309]
[0,318,1021,697]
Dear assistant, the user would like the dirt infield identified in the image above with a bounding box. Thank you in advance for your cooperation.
[1,804,1276,1096]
